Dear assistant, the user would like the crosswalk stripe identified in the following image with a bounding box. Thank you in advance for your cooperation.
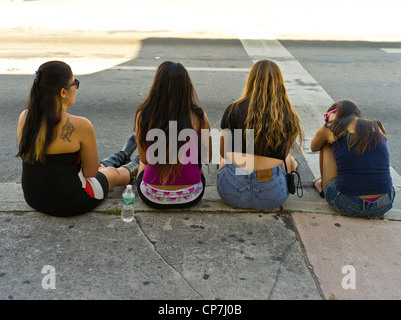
[380,48,401,54]
[110,66,250,72]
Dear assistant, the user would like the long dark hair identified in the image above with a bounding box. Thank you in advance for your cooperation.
[135,61,205,183]
[328,99,386,153]
[17,61,73,163]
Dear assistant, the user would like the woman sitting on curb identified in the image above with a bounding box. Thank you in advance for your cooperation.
[311,99,396,218]
[134,61,212,209]
[217,59,304,210]
[17,61,138,217]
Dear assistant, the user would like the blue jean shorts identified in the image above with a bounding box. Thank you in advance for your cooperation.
[217,163,289,210]
[324,178,396,218]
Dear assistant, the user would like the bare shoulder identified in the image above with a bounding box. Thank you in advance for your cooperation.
[62,114,93,131]
[18,109,28,126]
[67,114,92,127]
[311,124,335,152]
[18,109,28,119]
[17,109,28,142]
[59,114,94,143]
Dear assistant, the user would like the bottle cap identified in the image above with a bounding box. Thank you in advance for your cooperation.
[126,185,132,189]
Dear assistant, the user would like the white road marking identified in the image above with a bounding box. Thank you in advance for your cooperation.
[0,58,131,75]
[381,48,401,54]
[110,66,250,72]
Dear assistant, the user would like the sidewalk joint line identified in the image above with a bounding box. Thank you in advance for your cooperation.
[134,214,205,299]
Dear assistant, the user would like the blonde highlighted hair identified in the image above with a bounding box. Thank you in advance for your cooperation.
[238,59,304,158]
[17,61,72,163]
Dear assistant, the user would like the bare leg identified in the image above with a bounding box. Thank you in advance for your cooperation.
[99,166,131,190]
[320,143,337,189]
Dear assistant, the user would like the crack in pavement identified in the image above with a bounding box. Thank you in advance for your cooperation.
[134,216,205,299]
[268,238,298,300]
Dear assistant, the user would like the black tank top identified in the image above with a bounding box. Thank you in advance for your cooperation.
[220,103,287,160]
[21,152,107,217]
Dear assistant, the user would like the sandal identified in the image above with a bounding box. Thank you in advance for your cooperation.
[312,177,325,198]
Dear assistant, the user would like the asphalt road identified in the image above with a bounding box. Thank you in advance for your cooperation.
[1,33,401,187]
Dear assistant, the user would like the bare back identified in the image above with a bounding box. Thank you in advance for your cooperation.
[18,110,99,178]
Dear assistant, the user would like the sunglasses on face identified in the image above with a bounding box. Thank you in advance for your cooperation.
[65,79,79,89]
[323,108,337,123]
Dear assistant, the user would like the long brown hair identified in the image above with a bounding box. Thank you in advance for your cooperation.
[17,61,73,163]
[328,99,385,153]
[228,59,304,158]
[135,61,205,184]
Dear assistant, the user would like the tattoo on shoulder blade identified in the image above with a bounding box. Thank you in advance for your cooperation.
[60,118,75,143]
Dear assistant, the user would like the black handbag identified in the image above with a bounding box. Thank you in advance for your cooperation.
[283,160,303,198]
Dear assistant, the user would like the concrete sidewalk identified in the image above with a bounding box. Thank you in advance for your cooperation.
[1,182,400,300]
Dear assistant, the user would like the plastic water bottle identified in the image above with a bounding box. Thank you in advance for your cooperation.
[121,185,135,222]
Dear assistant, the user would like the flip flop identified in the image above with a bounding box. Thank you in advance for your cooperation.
[312,177,325,198]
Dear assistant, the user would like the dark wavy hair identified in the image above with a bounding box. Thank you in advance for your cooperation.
[17,61,73,163]
[326,99,386,153]
[135,61,205,184]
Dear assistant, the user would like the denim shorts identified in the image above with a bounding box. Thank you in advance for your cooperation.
[217,163,289,210]
[324,178,396,218]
